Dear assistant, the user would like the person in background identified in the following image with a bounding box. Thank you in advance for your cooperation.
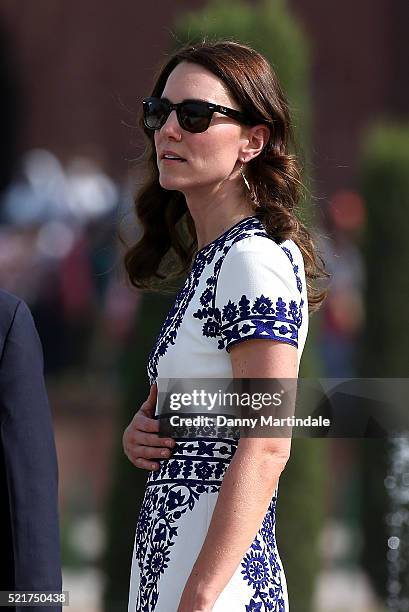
[0,290,62,611]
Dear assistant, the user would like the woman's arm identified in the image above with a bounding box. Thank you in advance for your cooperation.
[177,338,298,611]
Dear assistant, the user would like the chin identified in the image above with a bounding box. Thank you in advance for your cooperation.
[159,175,189,191]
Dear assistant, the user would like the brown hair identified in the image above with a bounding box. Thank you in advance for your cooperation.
[124,39,328,312]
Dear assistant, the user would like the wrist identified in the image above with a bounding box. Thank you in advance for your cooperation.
[186,575,219,608]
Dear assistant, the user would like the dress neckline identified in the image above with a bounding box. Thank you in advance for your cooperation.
[193,215,260,260]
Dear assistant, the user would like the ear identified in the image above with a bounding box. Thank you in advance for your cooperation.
[239,124,270,161]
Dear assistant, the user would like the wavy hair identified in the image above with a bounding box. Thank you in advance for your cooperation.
[124,39,328,312]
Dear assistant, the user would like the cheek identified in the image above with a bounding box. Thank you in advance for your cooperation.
[191,132,239,174]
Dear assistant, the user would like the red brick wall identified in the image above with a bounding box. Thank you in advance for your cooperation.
[1,0,407,196]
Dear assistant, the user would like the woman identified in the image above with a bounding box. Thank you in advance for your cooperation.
[123,39,326,612]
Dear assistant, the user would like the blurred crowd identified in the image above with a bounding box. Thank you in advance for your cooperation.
[0,146,369,379]
[0,149,140,375]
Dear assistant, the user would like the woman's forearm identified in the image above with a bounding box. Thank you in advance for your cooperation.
[184,440,289,604]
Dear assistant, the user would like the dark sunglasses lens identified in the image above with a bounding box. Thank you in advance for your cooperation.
[179,102,212,133]
[143,98,168,130]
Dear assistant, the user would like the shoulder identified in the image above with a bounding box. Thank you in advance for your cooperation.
[228,232,301,264]
[0,288,21,318]
[218,233,305,296]
[0,290,38,362]
[0,290,22,356]
[0,289,34,330]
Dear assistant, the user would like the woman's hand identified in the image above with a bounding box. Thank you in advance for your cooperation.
[122,383,175,470]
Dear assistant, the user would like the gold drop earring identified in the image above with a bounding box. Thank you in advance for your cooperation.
[240,159,257,203]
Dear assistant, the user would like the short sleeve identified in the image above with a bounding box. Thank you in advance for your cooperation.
[214,237,304,353]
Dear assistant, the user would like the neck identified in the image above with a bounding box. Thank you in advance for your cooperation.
[183,182,255,252]
[188,193,255,251]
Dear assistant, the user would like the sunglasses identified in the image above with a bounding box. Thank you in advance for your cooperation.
[142,96,255,134]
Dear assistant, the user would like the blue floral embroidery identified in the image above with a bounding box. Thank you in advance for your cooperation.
[243,496,287,610]
[281,246,303,295]
[218,292,303,351]
[134,437,286,611]
[134,438,237,610]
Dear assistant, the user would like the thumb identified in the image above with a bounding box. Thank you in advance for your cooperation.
[146,382,158,404]
[151,382,158,396]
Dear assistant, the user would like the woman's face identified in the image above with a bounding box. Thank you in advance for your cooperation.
[153,61,250,194]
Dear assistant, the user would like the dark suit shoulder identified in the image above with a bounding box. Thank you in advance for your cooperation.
[0,290,39,367]
[0,289,23,360]
[0,288,21,316]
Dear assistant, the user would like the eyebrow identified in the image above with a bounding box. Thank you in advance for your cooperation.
[161,96,221,105]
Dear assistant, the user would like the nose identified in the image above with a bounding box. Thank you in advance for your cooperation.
[160,109,182,139]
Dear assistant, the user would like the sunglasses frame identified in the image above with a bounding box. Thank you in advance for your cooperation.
[142,96,256,133]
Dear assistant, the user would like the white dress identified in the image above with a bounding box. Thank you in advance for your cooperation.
[128,215,309,612]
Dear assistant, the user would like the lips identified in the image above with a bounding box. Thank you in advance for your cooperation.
[160,150,187,162]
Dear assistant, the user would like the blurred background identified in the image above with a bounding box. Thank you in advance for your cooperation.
[0,0,408,610]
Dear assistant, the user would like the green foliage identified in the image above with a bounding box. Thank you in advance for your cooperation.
[276,438,327,612]
[60,513,84,569]
[360,122,409,376]
[358,121,409,603]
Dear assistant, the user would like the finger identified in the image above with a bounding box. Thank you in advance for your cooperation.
[131,444,173,460]
[128,455,160,471]
[140,386,158,417]
[135,413,175,448]
[143,383,157,407]
[124,413,175,450]
[129,429,175,448]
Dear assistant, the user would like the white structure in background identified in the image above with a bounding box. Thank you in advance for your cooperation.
[314,520,383,612]
[1,148,119,228]
[65,155,119,221]
[0,149,120,300]
[386,436,409,611]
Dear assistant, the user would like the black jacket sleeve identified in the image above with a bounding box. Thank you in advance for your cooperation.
[0,295,62,611]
